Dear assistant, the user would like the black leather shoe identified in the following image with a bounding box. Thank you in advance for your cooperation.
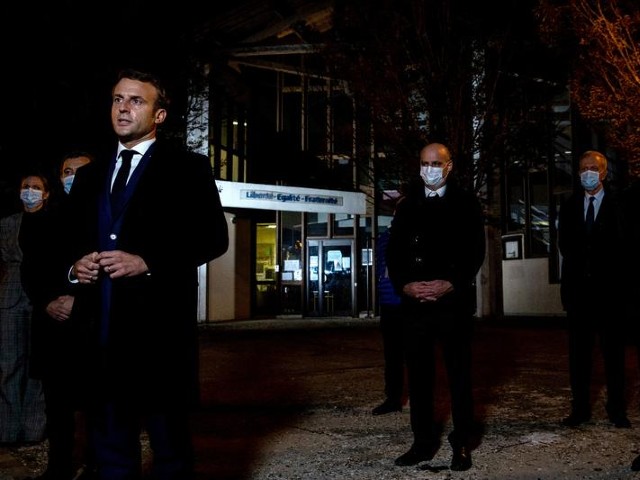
[609,415,632,429]
[561,412,591,427]
[394,443,438,466]
[632,454,640,471]
[450,445,472,471]
[74,464,99,480]
[371,400,402,416]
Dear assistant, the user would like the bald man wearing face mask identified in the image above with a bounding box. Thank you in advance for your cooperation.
[386,143,485,472]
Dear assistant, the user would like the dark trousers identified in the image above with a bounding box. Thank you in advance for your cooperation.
[91,403,194,480]
[40,361,95,478]
[41,374,76,478]
[566,310,626,418]
[379,303,405,403]
[402,306,474,448]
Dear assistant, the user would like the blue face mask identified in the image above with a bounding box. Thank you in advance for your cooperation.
[580,170,600,191]
[62,175,75,194]
[20,188,44,210]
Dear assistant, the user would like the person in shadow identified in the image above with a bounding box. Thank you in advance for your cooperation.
[25,152,97,480]
[371,200,407,416]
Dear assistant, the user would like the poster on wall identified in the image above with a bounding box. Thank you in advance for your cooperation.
[502,234,523,260]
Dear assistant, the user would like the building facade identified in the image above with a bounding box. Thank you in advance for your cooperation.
[183,2,622,322]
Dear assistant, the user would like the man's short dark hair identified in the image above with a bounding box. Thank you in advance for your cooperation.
[61,150,95,165]
[115,68,170,110]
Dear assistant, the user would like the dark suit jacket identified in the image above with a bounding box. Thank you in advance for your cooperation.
[386,178,485,316]
[558,187,626,314]
[66,139,229,410]
[18,205,80,382]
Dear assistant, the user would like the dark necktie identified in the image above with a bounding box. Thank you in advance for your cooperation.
[586,196,595,233]
[112,150,136,195]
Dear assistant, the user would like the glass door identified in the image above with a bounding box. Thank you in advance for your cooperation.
[307,239,354,317]
[255,223,278,316]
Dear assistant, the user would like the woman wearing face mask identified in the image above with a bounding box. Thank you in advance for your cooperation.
[0,172,50,444]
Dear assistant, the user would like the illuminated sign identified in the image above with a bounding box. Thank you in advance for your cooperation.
[216,180,366,214]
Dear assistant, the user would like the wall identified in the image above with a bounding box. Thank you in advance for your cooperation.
[208,212,237,321]
[502,257,564,316]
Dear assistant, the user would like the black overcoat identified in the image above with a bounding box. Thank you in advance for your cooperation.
[386,178,485,316]
[66,140,229,410]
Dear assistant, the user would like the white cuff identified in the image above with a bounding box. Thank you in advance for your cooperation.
[68,265,79,284]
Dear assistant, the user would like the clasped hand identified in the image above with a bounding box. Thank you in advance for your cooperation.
[45,295,74,322]
[73,250,149,284]
[403,279,453,302]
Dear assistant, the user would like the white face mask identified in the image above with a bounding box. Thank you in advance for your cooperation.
[420,165,444,187]
[20,188,44,210]
[62,174,75,194]
[580,170,600,191]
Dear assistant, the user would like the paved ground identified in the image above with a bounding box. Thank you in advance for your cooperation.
[3,317,640,479]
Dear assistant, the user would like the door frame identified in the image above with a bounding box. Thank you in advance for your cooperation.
[306,238,356,317]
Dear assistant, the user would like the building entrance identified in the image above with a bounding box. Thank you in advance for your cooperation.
[307,239,355,317]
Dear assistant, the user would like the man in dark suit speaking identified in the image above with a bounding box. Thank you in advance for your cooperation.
[66,68,229,479]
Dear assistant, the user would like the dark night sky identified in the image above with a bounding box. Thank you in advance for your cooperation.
[0,0,563,214]
[0,2,204,185]
[0,1,219,216]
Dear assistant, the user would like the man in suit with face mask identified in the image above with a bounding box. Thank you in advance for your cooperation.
[558,150,629,430]
[386,142,485,472]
